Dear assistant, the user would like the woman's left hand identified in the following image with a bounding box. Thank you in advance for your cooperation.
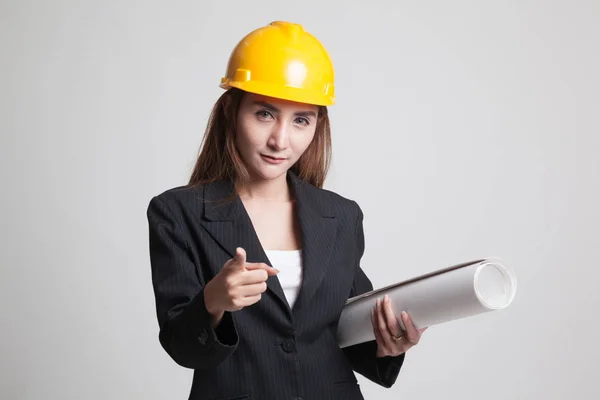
[371,295,428,358]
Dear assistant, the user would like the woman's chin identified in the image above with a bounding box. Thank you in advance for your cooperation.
[251,164,289,181]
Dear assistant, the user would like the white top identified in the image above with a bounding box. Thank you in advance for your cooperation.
[265,249,303,309]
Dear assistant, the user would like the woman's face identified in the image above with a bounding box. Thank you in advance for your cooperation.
[235,92,319,182]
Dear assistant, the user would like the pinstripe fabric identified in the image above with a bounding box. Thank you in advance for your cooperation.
[147,171,405,400]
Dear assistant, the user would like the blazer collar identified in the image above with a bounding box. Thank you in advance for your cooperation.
[200,170,337,318]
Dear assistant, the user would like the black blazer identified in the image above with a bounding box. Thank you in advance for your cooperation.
[146,171,405,400]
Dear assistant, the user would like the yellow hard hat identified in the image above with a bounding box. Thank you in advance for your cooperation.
[220,21,335,106]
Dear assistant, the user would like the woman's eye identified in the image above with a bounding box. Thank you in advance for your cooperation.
[295,117,310,126]
[256,110,273,120]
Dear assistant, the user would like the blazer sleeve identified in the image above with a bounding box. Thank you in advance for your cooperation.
[341,202,406,388]
[147,195,238,370]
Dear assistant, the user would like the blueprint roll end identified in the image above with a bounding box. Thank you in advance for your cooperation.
[474,260,517,310]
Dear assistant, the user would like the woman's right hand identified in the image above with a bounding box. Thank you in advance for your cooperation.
[204,247,279,327]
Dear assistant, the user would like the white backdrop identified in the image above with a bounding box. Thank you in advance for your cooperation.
[1,1,599,399]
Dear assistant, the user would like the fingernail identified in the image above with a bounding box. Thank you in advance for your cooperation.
[401,311,408,319]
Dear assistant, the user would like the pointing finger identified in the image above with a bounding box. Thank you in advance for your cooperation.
[245,262,280,275]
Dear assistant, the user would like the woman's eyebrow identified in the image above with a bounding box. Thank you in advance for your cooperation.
[295,110,317,118]
[253,101,280,112]
[253,101,316,118]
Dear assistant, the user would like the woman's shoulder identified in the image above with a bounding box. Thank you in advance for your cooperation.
[146,183,208,219]
[299,180,363,221]
[149,182,204,203]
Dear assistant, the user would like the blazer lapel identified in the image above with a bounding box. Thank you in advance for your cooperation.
[289,172,337,313]
[200,179,290,314]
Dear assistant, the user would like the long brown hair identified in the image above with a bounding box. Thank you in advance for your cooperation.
[188,88,332,189]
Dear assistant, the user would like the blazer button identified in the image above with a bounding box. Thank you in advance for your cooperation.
[282,338,296,353]
[198,329,208,345]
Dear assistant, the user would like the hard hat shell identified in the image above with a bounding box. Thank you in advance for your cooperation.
[220,21,335,106]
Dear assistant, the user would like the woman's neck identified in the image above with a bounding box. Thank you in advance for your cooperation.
[236,173,293,202]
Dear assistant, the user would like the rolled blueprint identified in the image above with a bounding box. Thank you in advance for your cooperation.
[336,258,517,348]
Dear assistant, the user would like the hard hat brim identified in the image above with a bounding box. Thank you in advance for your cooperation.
[220,79,335,107]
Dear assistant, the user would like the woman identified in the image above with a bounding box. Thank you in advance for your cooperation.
[147,21,426,400]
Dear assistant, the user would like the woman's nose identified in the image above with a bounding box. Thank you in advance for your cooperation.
[268,122,290,150]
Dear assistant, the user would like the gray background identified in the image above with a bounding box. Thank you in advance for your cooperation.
[1,1,598,399]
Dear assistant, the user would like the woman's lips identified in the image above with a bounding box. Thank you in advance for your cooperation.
[261,154,287,164]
